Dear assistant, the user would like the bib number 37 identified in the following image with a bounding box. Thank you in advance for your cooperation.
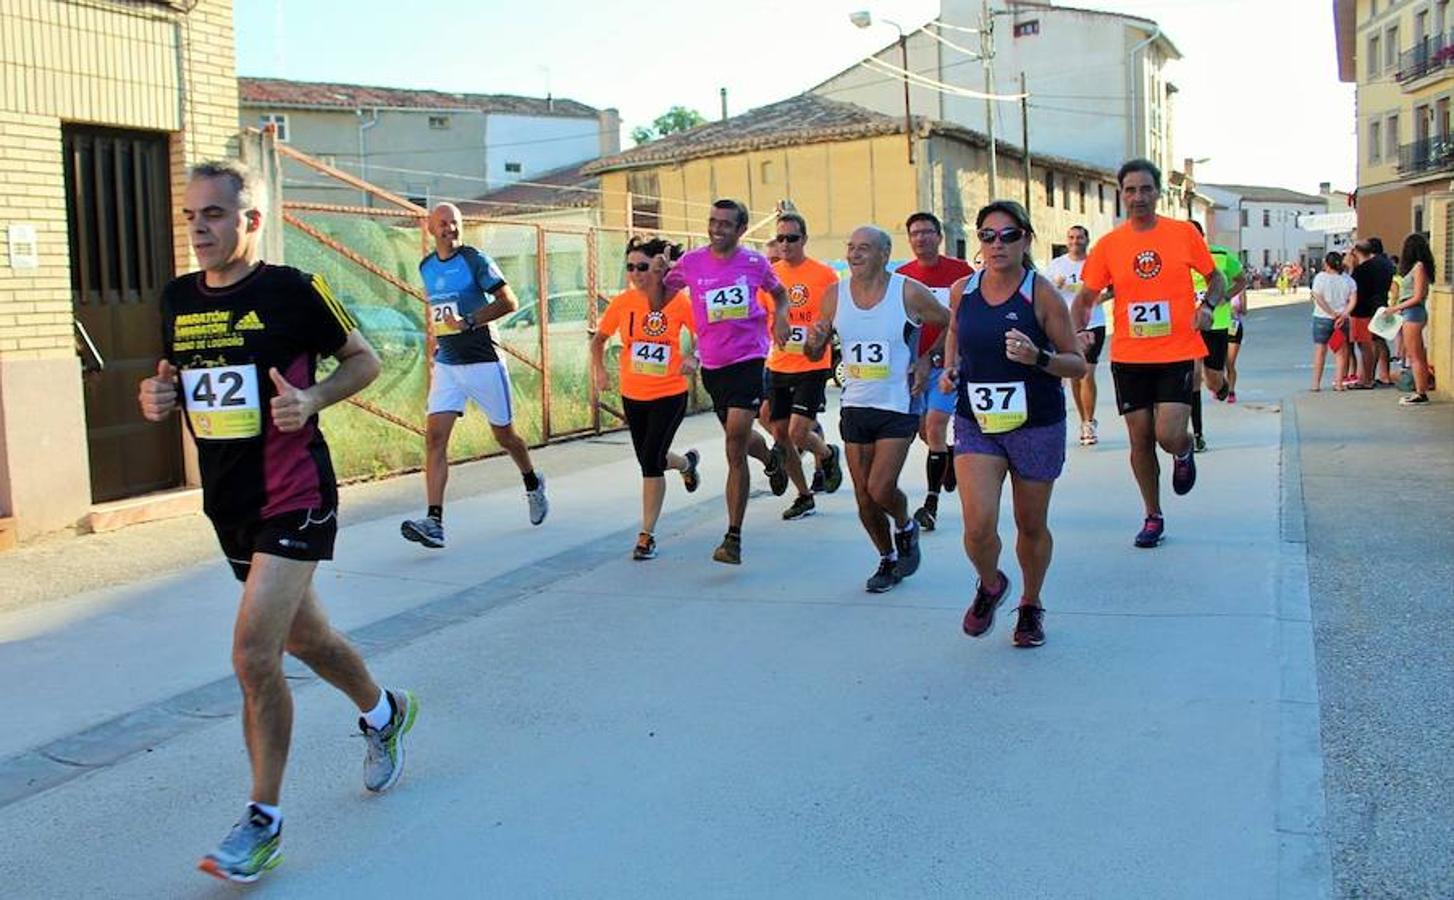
[181,364,262,439]
[966,380,1027,433]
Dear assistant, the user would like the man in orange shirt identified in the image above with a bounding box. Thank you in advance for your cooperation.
[764,212,844,519]
[1072,158,1226,549]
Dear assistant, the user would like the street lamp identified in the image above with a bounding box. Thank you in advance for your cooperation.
[851,10,914,164]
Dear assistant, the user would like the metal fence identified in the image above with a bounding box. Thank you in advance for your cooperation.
[266,138,715,482]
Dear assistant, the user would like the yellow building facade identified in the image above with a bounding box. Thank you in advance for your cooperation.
[0,0,238,544]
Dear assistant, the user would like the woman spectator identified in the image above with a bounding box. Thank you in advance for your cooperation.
[1309,252,1352,391]
[941,200,1086,648]
[1387,234,1434,405]
[590,237,702,559]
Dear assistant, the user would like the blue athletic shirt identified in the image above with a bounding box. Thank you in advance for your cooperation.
[954,268,1065,428]
[419,245,507,364]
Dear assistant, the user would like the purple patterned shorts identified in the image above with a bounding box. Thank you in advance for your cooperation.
[953,415,1066,482]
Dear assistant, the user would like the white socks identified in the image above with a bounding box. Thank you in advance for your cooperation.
[362,690,392,730]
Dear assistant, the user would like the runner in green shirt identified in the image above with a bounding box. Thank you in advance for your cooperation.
[1189,221,1247,451]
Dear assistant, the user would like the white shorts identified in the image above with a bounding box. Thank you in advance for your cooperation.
[427,359,514,426]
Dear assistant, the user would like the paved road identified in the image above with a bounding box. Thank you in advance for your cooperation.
[2,290,1442,897]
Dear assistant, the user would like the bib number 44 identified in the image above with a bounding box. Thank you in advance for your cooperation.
[630,341,672,376]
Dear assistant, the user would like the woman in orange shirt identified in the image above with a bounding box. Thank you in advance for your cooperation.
[591,237,702,559]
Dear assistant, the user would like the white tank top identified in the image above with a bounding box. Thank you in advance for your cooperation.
[836,274,919,413]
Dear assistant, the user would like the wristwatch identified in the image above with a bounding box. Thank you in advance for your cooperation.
[930,352,944,367]
[1035,347,1052,369]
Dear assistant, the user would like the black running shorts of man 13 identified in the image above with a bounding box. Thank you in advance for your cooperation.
[768,369,829,422]
[839,406,920,444]
[1201,329,1230,371]
[701,357,766,423]
[1110,360,1196,414]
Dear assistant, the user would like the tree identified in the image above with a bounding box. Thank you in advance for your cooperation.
[630,106,707,145]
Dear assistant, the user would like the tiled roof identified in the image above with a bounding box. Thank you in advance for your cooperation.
[1200,183,1327,205]
[239,77,599,118]
[582,94,1115,181]
[458,163,599,218]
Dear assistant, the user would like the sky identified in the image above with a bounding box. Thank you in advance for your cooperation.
[234,0,1355,196]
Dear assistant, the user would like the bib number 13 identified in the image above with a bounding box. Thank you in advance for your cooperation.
[844,340,889,380]
[181,364,261,440]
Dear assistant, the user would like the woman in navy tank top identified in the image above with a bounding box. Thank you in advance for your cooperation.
[939,201,1088,648]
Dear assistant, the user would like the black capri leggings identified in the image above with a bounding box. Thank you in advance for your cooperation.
[623,392,689,477]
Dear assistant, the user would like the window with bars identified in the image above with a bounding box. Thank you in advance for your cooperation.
[1045,170,1055,207]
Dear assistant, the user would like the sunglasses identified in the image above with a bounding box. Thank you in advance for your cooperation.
[775,234,803,244]
[977,226,1026,244]
[625,262,652,272]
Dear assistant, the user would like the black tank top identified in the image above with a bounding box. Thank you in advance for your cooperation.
[954,268,1065,429]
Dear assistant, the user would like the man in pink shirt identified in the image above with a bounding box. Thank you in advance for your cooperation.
[657,198,790,564]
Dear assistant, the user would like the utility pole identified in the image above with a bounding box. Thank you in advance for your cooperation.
[982,0,997,198]
[899,29,914,164]
[1020,71,1030,211]
[720,87,728,121]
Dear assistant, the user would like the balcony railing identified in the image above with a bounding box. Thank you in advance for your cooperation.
[1397,135,1454,176]
[1397,31,1454,83]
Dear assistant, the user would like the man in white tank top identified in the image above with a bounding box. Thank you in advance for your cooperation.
[806,226,949,593]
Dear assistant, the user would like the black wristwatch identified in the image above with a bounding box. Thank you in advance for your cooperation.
[1035,348,1052,370]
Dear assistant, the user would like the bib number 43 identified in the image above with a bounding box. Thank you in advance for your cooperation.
[705,285,750,322]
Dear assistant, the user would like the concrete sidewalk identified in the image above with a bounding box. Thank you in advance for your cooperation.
[0,353,1328,897]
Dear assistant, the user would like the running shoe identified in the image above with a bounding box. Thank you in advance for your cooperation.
[1399,393,1430,406]
[1012,604,1046,648]
[893,521,921,578]
[913,492,939,532]
[361,689,418,793]
[782,494,816,520]
[962,570,1010,637]
[632,532,657,560]
[1172,449,1197,495]
[1193,434,1207,454]
[527,475,549,525]
[681,449,701,493]
[1226,392,1238,404]
[810,468,825,493]
[865,557,901,593]
[400,516,445,549]
[821,444,844,494]
[1084,418,1099,445]
[1134,514,1165,548]
[712,533,741,565]
[765,444,789,496]
[198,806,282,883]
[1078,421,1093,446]
[1214,382,1231,401]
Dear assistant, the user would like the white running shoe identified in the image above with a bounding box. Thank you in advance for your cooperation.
[527,475,549,525]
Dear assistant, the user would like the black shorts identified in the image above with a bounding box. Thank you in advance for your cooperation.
[1227,320,1244,345]
[839,406,919,444]
[701,357,765,423]
[213,507,338,582]
[622,392,688,477]
[767,369,829,421]
[1110,360,1195,415]
[1080,326,1106,365]
[1201,329,1230,371]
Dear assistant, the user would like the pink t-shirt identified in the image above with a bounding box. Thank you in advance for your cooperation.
[664,246,782,369]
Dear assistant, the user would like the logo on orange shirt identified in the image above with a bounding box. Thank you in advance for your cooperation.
[1134,251,1163,279]
[642,311,668,337]
[788,283,810,307]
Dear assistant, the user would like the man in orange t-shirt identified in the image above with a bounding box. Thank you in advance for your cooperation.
[1073,158,1226,549]
[763,212,844,519]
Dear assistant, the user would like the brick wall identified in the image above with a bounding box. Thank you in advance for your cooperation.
[0,0,237,537]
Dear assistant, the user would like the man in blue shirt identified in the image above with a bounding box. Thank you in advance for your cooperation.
[401,203,548,548]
